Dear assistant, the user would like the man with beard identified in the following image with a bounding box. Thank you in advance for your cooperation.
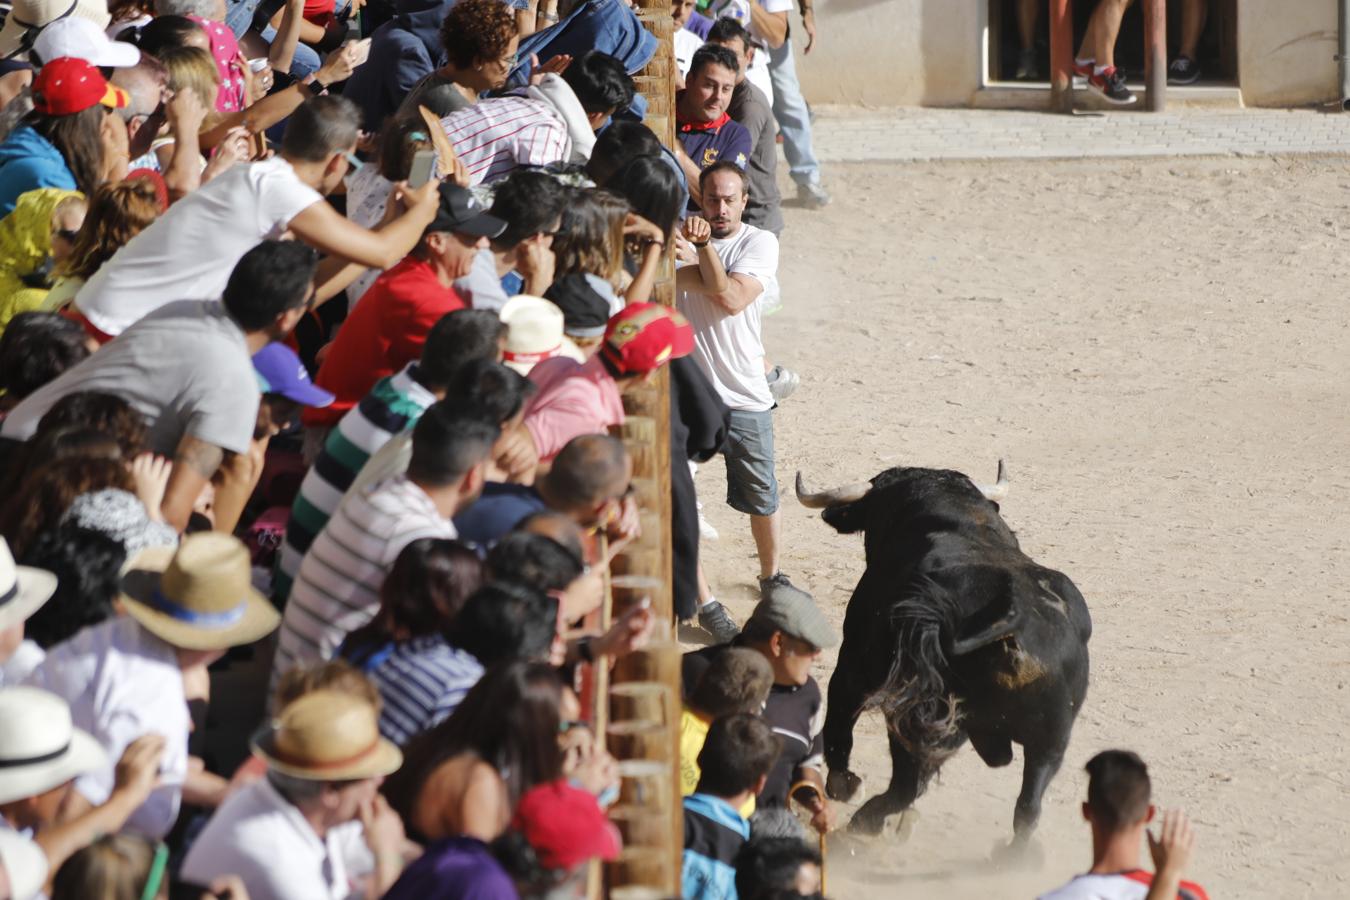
[676,161,791,622]
[675,44,751,209]
[273,403,499,679]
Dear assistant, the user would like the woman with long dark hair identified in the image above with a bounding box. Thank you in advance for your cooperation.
[382,660,565,843]
[0,59,127,216]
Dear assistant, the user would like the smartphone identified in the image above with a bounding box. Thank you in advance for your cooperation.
[407,149,436,188]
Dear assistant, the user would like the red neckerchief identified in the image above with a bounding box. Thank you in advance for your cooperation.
[678,111,731,133]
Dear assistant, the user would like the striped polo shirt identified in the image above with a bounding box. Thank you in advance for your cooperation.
[682,793,749,900]
[272,476,455,684]
[341,634,484,747]
[274,364,436,607]
[441,94,571,186]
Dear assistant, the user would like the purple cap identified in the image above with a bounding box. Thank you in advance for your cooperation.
[252,344,334,408]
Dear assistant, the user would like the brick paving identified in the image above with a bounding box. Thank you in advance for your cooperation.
[807,106,1350,163]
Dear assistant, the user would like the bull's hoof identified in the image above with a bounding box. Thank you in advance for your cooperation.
[847,796,895,836]
[826,770,862,802]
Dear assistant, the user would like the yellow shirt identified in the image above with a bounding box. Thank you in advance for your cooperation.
[679,707,755,817]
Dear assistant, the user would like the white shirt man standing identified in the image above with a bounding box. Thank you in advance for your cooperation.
[676,161,787,642]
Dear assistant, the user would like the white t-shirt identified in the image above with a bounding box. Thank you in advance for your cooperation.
[180,777,372,900]
[0,640,44,688]
[25,617,190,839]
[676,222,779,412]
[75,156,323,336]
[675,27,704,77]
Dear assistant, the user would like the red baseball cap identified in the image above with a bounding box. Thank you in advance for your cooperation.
[32,57,129,116]
[510,780,621,871]
[600,302,694,376]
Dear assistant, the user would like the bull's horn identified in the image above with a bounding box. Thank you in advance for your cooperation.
[977,459,1009,502]
[795,472,872,509]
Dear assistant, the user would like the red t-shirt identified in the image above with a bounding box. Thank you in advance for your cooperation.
[304,256,465,428]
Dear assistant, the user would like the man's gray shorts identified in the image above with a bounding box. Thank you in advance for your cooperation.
[723,408,778,517]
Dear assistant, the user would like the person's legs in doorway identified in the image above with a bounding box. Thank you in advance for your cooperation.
[1169,0,1207,84]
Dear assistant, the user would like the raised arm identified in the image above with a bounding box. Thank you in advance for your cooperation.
[288,178,440,271]
[162,433,226,532]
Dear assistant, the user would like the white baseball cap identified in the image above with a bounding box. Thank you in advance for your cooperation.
[32,17,140,68]
[0,832,48,900]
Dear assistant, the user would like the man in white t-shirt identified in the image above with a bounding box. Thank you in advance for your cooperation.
[1038,750,1209,900]
[71,95,441,340]
[676,161,789,639]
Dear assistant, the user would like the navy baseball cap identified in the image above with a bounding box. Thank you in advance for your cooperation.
[253,344,334,408]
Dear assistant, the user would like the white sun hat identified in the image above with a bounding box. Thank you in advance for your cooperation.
[0,538,56,633]
[0,687,108,806]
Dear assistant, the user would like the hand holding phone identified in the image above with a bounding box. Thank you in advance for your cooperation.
[407,149,436,189]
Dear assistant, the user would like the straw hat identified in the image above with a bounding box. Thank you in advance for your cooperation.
[0,831,47,900]
[252,690,402,782]
[500,295,574,375]
[0,537,56,632]
[0,687,107,805]
[118,533,280,651]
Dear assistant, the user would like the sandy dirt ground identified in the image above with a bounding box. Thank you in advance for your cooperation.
[690,155,1350,899]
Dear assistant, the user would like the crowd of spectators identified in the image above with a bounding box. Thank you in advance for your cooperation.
[0,0,1205,897]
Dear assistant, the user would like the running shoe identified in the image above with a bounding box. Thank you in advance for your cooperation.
[1168,56,1200,85]
[1071,59,1094,86]
[697,601,741,643]
[1087,66,1137,105]
[1015,48,1039,80]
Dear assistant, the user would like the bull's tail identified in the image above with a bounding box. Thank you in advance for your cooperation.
[862,578,963,784]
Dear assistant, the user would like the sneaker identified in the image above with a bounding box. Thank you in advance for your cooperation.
[697,601,740,643]
[766,365,800,402]
[1015,48,1038,80]
[796,182,831,209]
[1071,58,1094,86]
[1086,67,1136,105]
[758,572,794,598]
[1168,56,1200,85]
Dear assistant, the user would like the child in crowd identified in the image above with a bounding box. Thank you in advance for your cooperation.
[682,713,782,900]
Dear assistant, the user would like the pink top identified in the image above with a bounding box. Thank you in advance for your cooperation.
[189,15,247,113]
[524,355,625,462]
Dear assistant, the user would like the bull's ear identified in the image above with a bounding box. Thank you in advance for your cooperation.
[949,605,1021,655]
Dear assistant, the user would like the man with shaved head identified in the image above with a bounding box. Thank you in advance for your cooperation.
[454,433,634,550]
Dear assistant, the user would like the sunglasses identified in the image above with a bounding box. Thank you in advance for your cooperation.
[343,150,364,171]
[53,228,79,243]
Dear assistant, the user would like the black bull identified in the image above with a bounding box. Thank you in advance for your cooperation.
[796,463,1092,843]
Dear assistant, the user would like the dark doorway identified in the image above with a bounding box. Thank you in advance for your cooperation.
[987,0,1238,85]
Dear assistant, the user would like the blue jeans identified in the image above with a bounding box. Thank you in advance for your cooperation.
[767,37,821,187]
